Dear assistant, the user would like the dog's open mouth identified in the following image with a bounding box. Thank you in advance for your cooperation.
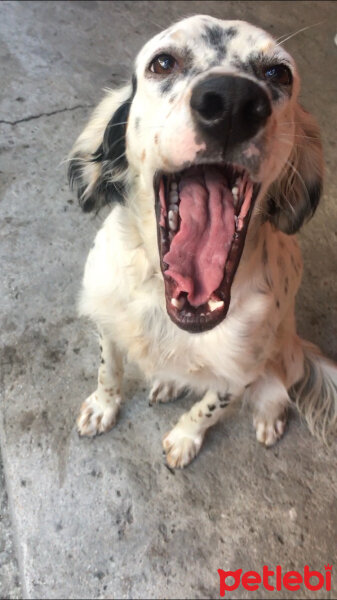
[155,164,260,333]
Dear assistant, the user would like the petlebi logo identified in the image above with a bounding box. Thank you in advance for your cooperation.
[218,564,332,596]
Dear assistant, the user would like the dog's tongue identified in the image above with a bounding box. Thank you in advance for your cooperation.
[164,167,235,307]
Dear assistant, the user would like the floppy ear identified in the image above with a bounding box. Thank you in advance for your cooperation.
[266,104,323,234]
[68,76,137,212]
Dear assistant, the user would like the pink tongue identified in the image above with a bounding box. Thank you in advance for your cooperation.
[164,168,235,307]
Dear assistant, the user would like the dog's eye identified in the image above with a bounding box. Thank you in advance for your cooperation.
[263,64,292,85]
[149,54,178,75]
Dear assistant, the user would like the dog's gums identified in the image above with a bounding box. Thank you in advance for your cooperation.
[155,164,260,333]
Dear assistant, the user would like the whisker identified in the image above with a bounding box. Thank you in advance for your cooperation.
[285,159,310,202]
[275,21,325,46]
[278,134,320,141]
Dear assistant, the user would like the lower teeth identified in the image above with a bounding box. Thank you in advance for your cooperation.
[208,299,224,312]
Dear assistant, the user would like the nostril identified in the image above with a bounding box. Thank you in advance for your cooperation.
[194,92,225,121]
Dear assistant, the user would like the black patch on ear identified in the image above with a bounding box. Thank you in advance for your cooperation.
[267,179,322,235]
[306,180,321,216]
[69,75,137,212]
[68,154,88,205]
[202,25,237,62]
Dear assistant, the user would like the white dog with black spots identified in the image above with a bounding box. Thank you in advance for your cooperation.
[68,15,336,468]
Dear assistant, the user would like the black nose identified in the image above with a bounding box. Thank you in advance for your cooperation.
[190,75,271,147]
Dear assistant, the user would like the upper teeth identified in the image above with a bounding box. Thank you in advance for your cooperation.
[168,209,178,231]
[208,299,224,312]
[169,180,179,204]
[169,191,179,204]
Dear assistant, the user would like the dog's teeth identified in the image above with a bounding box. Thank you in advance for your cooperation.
[168,209,178,231]
[169,204,178,213]
[171,182,178,191]
[171,297,185,310]
[208,299,224,312]
[232,186,239,204]
[169,191,179,204]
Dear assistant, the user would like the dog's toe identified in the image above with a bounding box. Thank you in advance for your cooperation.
[77,393,121,437]
[253,412,287,447]
[149,380,184,405]
[162,427,203,468]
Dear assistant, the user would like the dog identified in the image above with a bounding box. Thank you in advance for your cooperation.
[68,15,337,468]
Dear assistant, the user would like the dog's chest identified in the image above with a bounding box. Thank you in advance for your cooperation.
[118,285,274,392]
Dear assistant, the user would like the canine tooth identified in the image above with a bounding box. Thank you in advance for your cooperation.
[208,299,224,312]
[171,297,185,310]
[232,186,239,205]
[168,209,178,231]
[169,204,178,213]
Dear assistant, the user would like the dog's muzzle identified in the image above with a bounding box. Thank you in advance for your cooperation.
[154,76,269,334]
[190,74,271,149]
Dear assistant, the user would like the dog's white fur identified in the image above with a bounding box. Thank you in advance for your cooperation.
[69,16,337,467]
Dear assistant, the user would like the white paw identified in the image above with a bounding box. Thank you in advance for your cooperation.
[162,426,204,468]
[77,392,121,437]
[149,380,185,405]
[253,412,287,447]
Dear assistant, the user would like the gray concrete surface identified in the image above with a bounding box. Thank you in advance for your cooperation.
[0,457,21,599]
[0,1,336,598]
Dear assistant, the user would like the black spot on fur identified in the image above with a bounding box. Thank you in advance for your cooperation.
[219,393,231,408]
[100,358,105,364]
[207,404,216,411]
[160,78,174,94]
[205,413,212,418]
[229,53,245,71]
[202,25,237,62]
[276,299,280,309]
[284,276,289,295]
[69,75,137,212]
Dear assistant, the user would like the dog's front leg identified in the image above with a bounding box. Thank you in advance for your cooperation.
[162,390,233,468]
[250,371,289,447]
[77,331,124,437]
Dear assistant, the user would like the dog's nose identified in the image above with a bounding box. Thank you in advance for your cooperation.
[190,75,271,147]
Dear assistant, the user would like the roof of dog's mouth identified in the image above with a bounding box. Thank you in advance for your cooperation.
[154,163,260,333]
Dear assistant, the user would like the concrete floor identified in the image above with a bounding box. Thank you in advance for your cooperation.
[0,1,336,598]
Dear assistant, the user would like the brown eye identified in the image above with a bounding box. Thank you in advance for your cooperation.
[149,54,178,75]
[264,64,292,85]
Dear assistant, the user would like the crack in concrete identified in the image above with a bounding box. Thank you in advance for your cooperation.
[0,104,94,125]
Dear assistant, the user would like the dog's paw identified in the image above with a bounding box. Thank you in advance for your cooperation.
[77,393,121,437]
[162,426,204,468]
[253,411,287,447]
[149,380,185,406]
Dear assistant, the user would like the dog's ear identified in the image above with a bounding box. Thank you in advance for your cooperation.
[266,104,323,234]
[68,76,137,212]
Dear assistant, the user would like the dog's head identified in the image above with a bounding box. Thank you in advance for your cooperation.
[69,15,323,333]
